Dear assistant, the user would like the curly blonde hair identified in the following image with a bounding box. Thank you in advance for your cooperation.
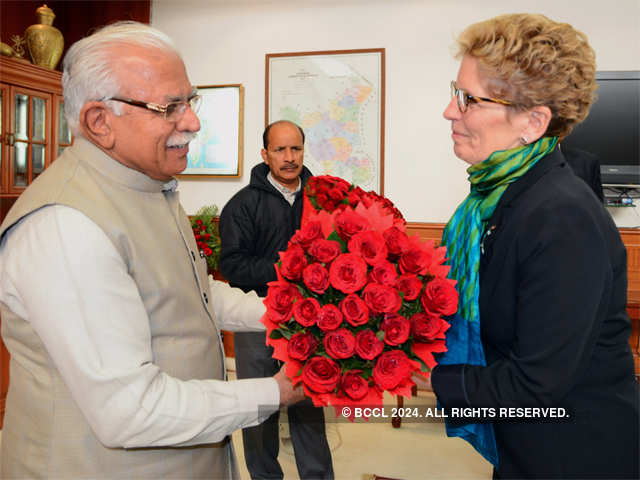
[456,13,597,138]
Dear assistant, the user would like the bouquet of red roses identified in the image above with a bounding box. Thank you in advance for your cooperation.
[304,175,404,219]
[261,176,458,419]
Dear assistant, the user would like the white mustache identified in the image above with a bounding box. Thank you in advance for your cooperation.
[166,132,197,147]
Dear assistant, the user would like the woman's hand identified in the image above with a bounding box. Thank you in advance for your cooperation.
[412,372,433,392]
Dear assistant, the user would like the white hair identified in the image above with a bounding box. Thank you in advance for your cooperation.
[62,21,181,135]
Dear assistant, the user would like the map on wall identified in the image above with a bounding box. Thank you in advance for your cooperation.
[266,49,385,193]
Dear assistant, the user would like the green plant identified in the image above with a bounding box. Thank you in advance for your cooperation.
[190,204,221,271]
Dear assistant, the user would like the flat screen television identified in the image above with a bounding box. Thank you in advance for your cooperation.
[561,70,640,187]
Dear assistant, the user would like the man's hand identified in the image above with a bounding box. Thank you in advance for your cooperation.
[274,365,306,406]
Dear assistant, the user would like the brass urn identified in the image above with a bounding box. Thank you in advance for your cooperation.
[24,4,64,69]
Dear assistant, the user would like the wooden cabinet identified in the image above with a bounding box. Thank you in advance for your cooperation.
[0,56,71,428]
[1,56,70,196]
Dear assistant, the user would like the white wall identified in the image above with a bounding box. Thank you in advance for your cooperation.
[151,0,640,223]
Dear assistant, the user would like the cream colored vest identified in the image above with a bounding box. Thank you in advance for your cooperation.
[0,139,235,479]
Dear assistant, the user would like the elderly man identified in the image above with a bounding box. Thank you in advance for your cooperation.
[0,22,302,479]
[219,120,334,480]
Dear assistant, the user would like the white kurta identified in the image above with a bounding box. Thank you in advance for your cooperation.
[0,204,278,448]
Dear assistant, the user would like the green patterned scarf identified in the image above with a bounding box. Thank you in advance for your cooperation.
[442,136,558,324]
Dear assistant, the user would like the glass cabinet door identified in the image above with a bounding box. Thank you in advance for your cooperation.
[56,96,73,158]
[13,93,29,187]
[0,85,7,193]
[8,87,51,192]
[31,96,46,180]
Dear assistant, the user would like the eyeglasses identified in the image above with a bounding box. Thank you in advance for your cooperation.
[105,93,202,122]
[450,81,512,113]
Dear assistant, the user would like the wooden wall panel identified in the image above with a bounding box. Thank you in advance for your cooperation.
[620,229,640,296]
[405,222,444,243]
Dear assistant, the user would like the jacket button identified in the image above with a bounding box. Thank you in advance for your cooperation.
[203,292,208,304]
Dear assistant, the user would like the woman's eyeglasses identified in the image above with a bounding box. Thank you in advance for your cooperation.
[451,81,512,113]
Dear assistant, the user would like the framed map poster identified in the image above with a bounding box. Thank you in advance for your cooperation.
[266,49,385,194]
[180,84,243,178]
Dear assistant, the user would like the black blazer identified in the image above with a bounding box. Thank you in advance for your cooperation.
[561,145,604,202]
[433,148,639,479]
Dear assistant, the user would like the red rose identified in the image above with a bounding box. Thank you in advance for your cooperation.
[420,277,458,317]
[317,304,343,331]
[354,329,384,360]
[362,283,402,315]
[195,219,203,225]
[359,192,375,208]
[316,192,329,208]
[293,297,320,327]
[372,350,412,390]
[287,332,319,361]
[302,356,340,393]
[329,253,368,294]
[410,312,449,341]
[279,244,308,281]
[368,260,398,287]
[335,209,369,241]
[348,231,388,266]
[328,187,347,202]
[308,239,342,264]
[396,274,423,301]
[326,175,350,193]
[292,221,323,248]
[399,242,434,275]
[323,328,356,359]
[380,313,411,346]
[323,200,337,212]
[302,263,330,294]
[307,176,318,189]
[203,247,213,256]
[341,370,369,400]
[264,280,302,324]
[347,189,362,207]
[339,294,369,327]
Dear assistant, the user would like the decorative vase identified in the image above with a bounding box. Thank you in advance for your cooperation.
[24,4,64,70]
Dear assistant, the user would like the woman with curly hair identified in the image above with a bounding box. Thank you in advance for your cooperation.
[430,13,639,479]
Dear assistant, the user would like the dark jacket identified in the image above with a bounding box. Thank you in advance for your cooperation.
[561,145,604,202]
[433,147,639,479]
[219,163,313,296]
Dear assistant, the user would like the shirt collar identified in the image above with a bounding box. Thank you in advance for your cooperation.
[267,172,301,198]
[162,178,179,192]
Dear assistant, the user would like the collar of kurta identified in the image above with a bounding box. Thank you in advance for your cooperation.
[72,137,178,193]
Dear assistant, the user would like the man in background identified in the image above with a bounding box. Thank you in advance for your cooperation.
[0,22,303,479]
[219,120,334,480]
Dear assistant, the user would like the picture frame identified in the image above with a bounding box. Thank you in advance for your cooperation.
[179,84,243,178]
[266,49,385,194]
